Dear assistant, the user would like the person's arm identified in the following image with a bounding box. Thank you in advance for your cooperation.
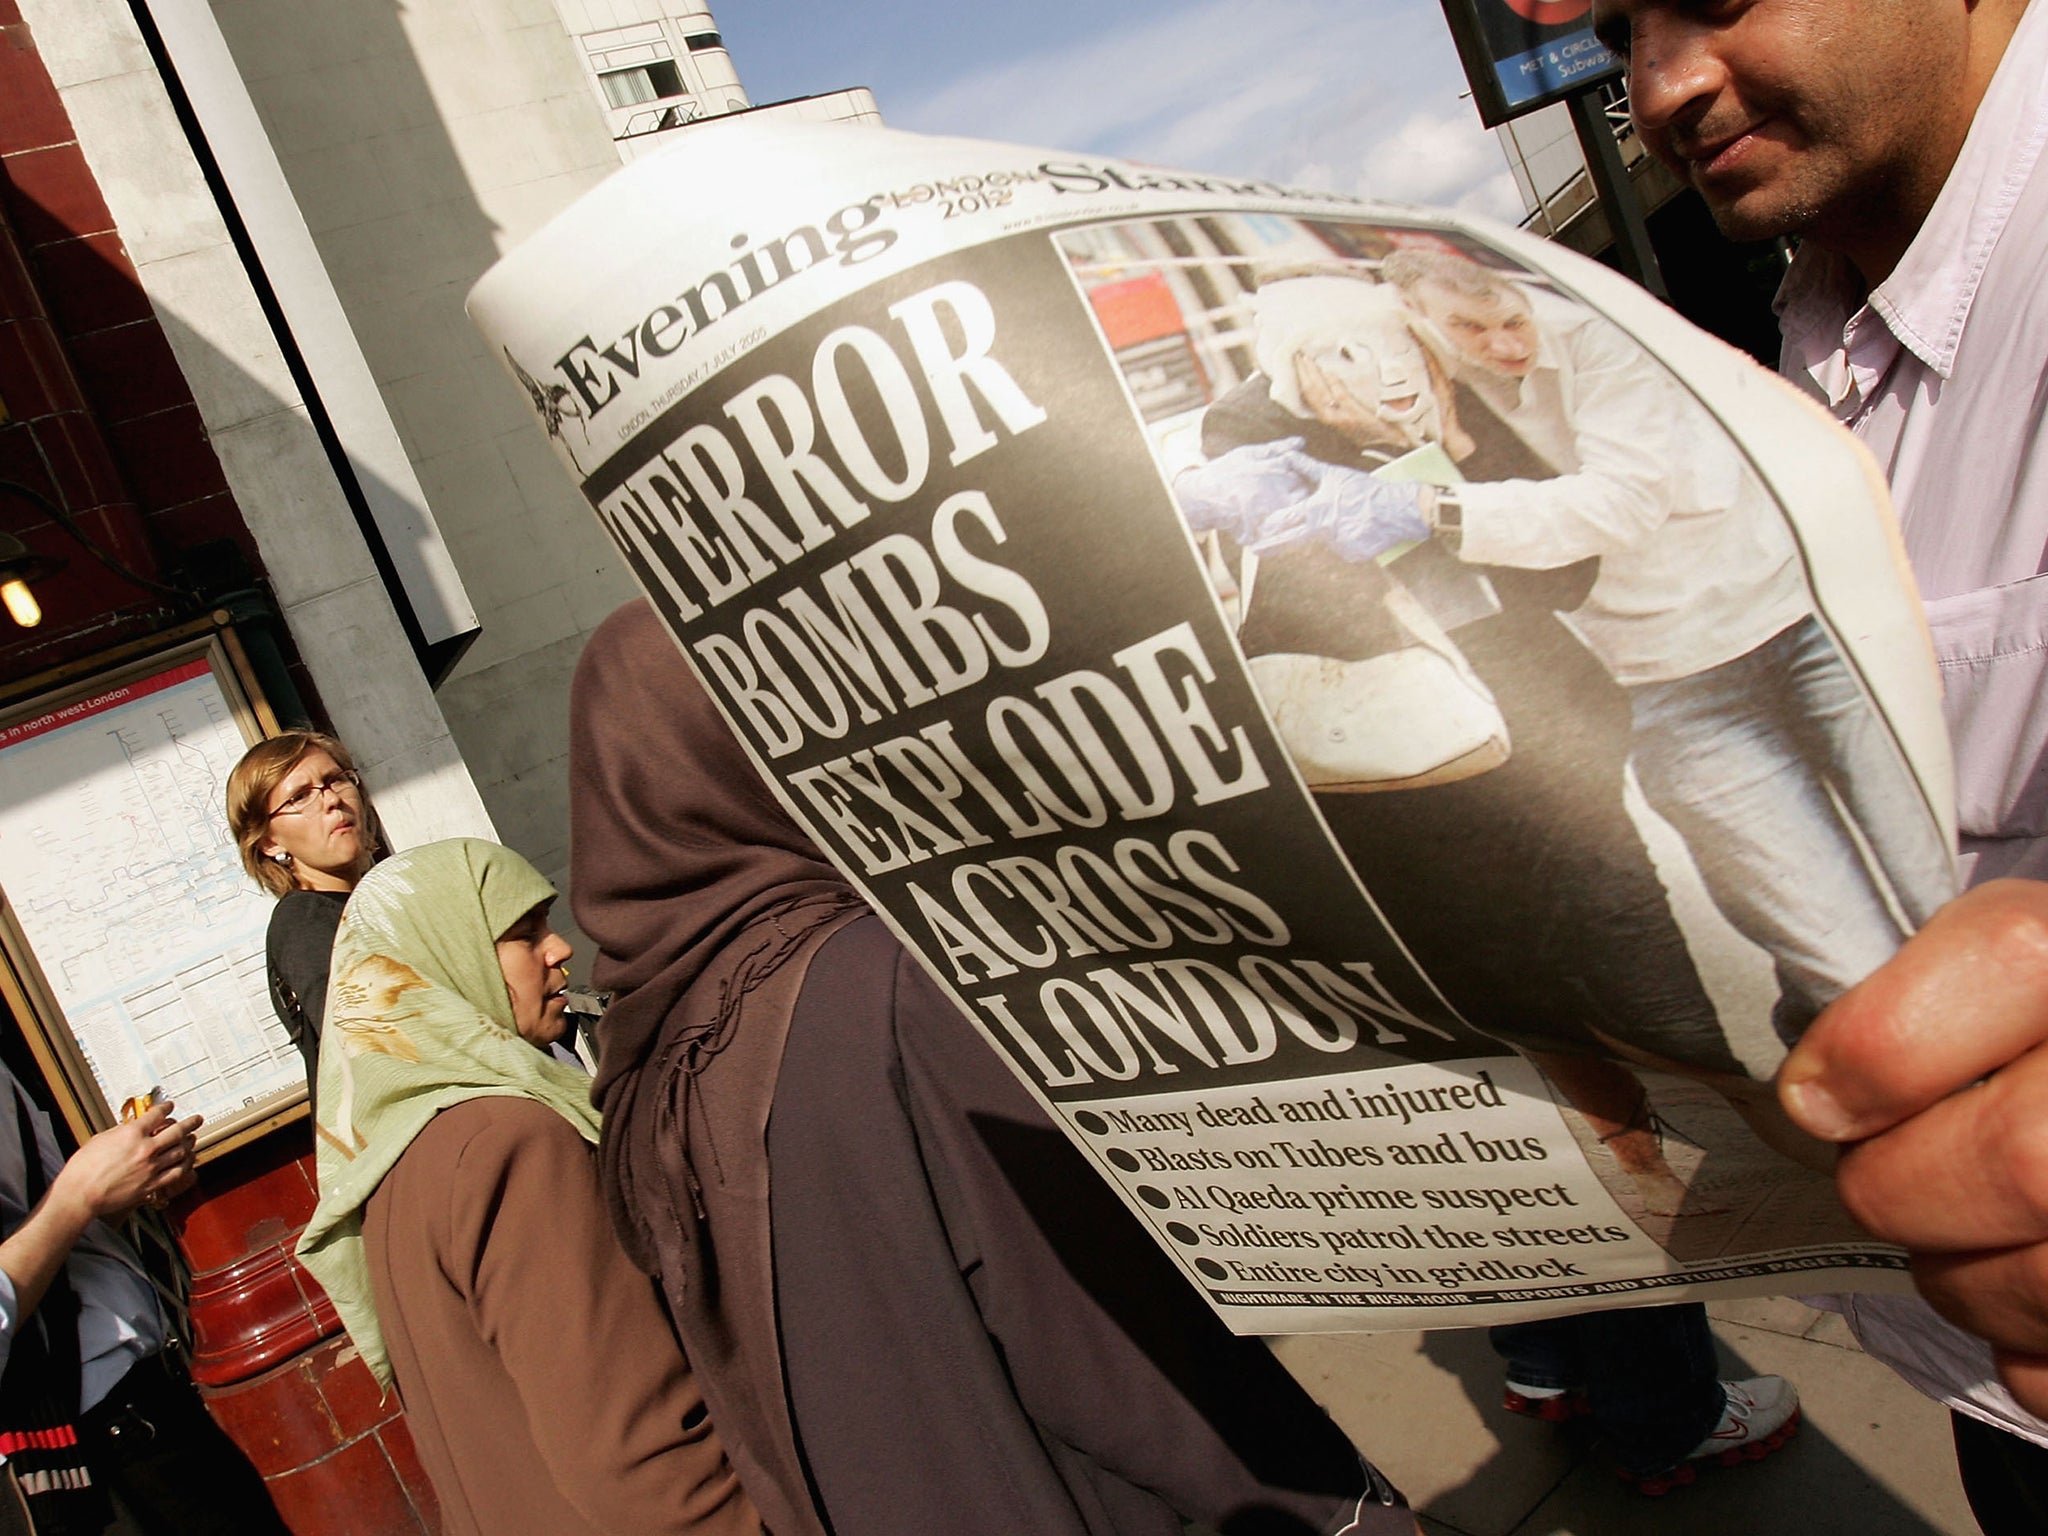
[1451,320,1680,569]
[1778,879,2048,1413]
[0,1103,198,1370]
[447,1104,760,1536]
[1172,438,1319,542]
[1174,442,1432,563]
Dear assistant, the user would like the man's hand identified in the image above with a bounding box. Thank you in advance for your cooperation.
[1257,462,1434,563]
[0,1100,202,1327]
[1173,439,1320,538]
[48,1101,201,1226]
[1417,342,1475,463]
[1779,879,2048,1414]
[1173,441,1435,563]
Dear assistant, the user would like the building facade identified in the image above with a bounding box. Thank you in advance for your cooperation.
[0,1,873,1523]
[24,0,876,945]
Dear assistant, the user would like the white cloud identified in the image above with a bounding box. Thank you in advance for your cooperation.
[1338,109,1527,223]
[890,0,1526,221]
[896,0,1334,155]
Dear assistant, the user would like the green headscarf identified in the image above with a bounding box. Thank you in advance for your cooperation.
[294,838,602,1387]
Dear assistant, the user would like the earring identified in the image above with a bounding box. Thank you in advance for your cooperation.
[270,850,292,866]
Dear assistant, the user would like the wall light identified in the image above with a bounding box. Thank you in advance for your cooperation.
[0,532,64,629]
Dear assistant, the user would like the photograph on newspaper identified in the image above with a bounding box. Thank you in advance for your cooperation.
[469,120,1955,1332]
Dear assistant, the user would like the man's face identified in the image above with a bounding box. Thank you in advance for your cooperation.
[1411,282,1538,380]
[1591,0,1978,257]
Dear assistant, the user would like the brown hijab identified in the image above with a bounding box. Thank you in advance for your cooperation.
[570,600,861,1536]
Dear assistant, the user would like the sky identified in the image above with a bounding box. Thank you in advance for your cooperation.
[711,0,1528,224]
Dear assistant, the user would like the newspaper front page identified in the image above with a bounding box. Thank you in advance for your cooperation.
[470,118,1956,1332]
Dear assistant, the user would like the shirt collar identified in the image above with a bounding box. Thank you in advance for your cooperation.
[1778,0,2048,395]
[1774,245,1884,414]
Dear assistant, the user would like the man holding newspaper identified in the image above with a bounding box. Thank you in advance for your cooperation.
[1595,0,2048,1524]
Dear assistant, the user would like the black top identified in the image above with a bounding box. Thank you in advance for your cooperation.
[265,889,347,1094]
[767,916,1400,1535]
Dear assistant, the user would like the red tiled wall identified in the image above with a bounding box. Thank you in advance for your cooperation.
[0,0,265,682]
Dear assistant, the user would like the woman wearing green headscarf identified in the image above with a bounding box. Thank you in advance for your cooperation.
[295,838,760,1536]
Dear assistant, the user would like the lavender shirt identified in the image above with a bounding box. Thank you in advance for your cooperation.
[1776,0,2048,1444]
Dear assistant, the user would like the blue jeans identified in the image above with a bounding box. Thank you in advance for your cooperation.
[1492,1304,1724,1476]
[1628,617,1955,1045]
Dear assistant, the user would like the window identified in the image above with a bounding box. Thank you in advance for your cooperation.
[600,60,685,109]
[684,31,724,51]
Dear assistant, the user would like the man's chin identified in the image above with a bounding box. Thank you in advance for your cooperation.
[1696,180,1815,246]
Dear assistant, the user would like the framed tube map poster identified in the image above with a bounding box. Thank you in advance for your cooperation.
[0,625,305,1158]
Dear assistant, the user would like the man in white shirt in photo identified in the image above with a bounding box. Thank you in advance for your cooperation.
[1378,246,1953,1051]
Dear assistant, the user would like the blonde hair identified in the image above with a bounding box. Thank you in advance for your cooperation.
[226,731,378,897]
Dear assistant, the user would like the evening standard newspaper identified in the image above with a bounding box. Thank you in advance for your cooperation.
[469,117,1956,1333]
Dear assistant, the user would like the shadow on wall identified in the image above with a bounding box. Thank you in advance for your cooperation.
[4,0,647,950]
[0,173,536,911]
[199,0,641,906]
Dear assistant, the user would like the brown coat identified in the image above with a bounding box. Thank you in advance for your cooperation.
[362,1097,760,1536]
[568,602,1406,1536]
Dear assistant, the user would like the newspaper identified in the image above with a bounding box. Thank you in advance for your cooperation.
[470,118,1957,1332]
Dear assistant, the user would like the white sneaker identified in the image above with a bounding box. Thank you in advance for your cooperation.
[1625,1376,1800,1494]
[1688,1375,1801,1463]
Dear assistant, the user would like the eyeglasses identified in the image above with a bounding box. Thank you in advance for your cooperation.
[267,768,361,819]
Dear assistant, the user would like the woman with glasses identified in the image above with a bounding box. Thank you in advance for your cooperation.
[226,732,382,1091]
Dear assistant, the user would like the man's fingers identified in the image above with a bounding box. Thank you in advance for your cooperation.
[1832,1041,2048,1250]
[1781,881,2048,1141]
[1295,354,1333,411]
[142,1114,201,1174]
[1911,1244,2048,1367]
[129,1100,174,1135]
[1294,352,1376,436]
[144,1164,197,1204]
[1991,1351,2048,1421]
